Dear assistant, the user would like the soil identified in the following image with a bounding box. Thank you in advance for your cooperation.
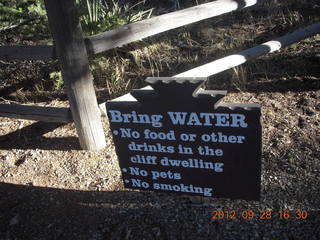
[1,1,320,239]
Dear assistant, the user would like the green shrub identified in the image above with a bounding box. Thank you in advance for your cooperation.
[76,0,153,35]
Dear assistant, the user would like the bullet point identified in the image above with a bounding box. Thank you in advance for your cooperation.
[122,168,127,173]
[113,130,119,135]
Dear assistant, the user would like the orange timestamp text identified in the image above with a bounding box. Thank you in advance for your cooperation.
[210,210,309,220]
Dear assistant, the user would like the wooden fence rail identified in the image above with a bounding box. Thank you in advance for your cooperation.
[85,0,266,55]
[175,22,320,77]
[0,45,55,61]
[98,22,320,116]
[1,0,318,150]
[0,0,265,60]
[0,104,72,123]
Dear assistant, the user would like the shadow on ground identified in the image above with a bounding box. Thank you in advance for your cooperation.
[0,182,320,240]
[0,182,212,240]
[0,122,80,151]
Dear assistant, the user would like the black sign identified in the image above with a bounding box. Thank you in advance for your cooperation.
[106,77,262,200]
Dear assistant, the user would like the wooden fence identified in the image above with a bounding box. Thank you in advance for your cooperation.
[0,0,319,150]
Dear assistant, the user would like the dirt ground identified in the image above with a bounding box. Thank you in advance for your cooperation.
[1,1,320,239]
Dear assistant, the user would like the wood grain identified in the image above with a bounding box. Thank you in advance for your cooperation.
[0,104,72,123]
[44,0,106,150]
[0,45,55,61]
[85,0,264,55]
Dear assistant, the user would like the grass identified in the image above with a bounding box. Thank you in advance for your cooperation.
[50,72,63,91]
[77,0,153,35]
[90,38,174,99]
[231,65,247,92]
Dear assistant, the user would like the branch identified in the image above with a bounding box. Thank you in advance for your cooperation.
[0,18,39,32]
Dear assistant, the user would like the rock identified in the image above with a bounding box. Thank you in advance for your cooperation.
[298,117,306,128]
[9,215,19,226]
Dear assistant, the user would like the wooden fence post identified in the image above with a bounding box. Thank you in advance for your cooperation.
[44,0,106,150]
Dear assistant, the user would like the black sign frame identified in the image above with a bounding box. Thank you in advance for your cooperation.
[106,77,262,200]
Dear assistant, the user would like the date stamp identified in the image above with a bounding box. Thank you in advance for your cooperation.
[210,210,309,220]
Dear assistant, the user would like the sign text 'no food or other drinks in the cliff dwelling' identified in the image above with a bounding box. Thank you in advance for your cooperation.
[106,77,262,200]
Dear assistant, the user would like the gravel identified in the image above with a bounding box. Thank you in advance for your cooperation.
[0,89,319,239]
